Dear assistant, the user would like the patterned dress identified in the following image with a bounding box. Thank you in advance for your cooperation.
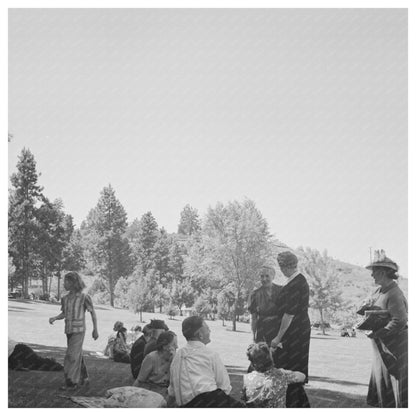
[242,367,298,407]
[61,291,94,386]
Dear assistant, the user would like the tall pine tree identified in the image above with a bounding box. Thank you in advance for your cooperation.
[82,185,132,306]
[178,204,201,235]
[132,211,159,275]
[8,148,44,297]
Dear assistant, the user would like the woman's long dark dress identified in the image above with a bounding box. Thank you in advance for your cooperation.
[274,273,311,408]
[366,282,408,407]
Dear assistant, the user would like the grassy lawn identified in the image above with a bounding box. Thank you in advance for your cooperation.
[8,299,371,408]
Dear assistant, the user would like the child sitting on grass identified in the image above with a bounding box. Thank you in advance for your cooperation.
[242,342,305,407]
[49,271,99,390]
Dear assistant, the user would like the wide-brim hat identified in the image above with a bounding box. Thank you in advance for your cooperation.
[366,257,398,272]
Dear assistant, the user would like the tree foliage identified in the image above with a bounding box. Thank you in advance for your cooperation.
[8,148,45,296]
[202,199,273,330]
[132,212,159,275]
[299,247,344,335]
[82,185,132,306]
[178,204,201,235]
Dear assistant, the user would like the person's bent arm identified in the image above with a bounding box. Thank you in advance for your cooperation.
[213,352,232,394]
[271,313,294,347]
[250,313,258,341]
[89,308,99,340]
[135,355,153,385]
[49,312,65,324]
[290,371,306,384]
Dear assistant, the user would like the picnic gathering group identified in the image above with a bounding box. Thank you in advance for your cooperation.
[47,250,408,408]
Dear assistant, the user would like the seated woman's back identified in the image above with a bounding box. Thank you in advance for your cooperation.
[243,367,302,408]
[243,342,305,408]
[133,331,177,399]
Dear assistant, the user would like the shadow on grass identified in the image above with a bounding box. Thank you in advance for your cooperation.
[8,305,35,311]
[309,375,368,387]
[306,386,369,408]
[9,343,369,408]
[311,335,338,340]
[225,328,251,334]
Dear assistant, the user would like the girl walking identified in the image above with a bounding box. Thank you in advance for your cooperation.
[49,272,99,390]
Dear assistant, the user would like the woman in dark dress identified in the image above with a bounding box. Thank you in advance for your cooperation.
[271,251,311,408]
[363,251,407,407]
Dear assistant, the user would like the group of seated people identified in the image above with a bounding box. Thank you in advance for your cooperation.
[104,321,143,363]
[125,316,305,408]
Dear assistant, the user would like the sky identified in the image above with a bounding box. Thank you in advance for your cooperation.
[8,8,408,276]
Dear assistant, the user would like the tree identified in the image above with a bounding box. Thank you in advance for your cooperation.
[35,198,67,296]
[178,204,201,235]
[299,247,344,335]
[132,212,159,275]
[203,199,272,331]
[183,235,221,296]
[166,303,179,319]
[167,238,186,285]
[8,148,45,297]
[192,296,212,318]
[170,278,195,316]
[8,256,16,291]
[59,222,85,299]
[82,185,133,306]
[152,228,171,286]
[122,270,154,322]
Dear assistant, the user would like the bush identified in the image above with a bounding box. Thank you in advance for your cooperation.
[91,290,110,305]
[166,303,178,319]
[192,297,212,318]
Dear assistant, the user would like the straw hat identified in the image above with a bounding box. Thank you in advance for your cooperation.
[365,249,399,272]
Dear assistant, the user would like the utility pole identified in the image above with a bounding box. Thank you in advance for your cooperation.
[369,247,372,263]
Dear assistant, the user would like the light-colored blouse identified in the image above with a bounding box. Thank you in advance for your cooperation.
[137,350,171,387]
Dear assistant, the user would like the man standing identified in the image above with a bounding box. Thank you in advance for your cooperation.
[247,266,282,345]
[272,251,310,408]
[168,316,245,407]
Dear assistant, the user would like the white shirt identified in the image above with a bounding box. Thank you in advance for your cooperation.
[168,340,231,406]
[285,270,300,284]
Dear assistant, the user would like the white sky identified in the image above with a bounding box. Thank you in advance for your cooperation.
[8,8,408,276]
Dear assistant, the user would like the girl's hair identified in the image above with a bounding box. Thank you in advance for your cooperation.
[373,266,399,280]
[246,342,273,373]
[117,328,127,341]
[156,331,176,351]
[64,271,86,292]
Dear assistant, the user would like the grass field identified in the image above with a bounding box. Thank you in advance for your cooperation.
[8,299,372,408]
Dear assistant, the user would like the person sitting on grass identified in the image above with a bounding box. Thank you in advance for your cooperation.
[133,331,178,399]
[242,342,305,408]
[130,324,153,379]
[143,320,169,357]
[113,324,131,363]
[49,271,99,390]
[168,316,245,408]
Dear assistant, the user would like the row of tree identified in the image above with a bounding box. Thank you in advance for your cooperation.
[9,148,346,331]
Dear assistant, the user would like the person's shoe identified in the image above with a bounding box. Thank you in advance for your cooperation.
[80,378,90,388]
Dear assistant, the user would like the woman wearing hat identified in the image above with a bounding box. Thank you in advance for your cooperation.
[271,251,310,408]
[364,251,408,408]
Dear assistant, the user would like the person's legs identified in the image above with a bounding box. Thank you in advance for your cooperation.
[64,332,86,387]
[183,389,245,408]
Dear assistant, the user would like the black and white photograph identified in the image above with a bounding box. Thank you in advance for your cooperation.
[5,2,411,409]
